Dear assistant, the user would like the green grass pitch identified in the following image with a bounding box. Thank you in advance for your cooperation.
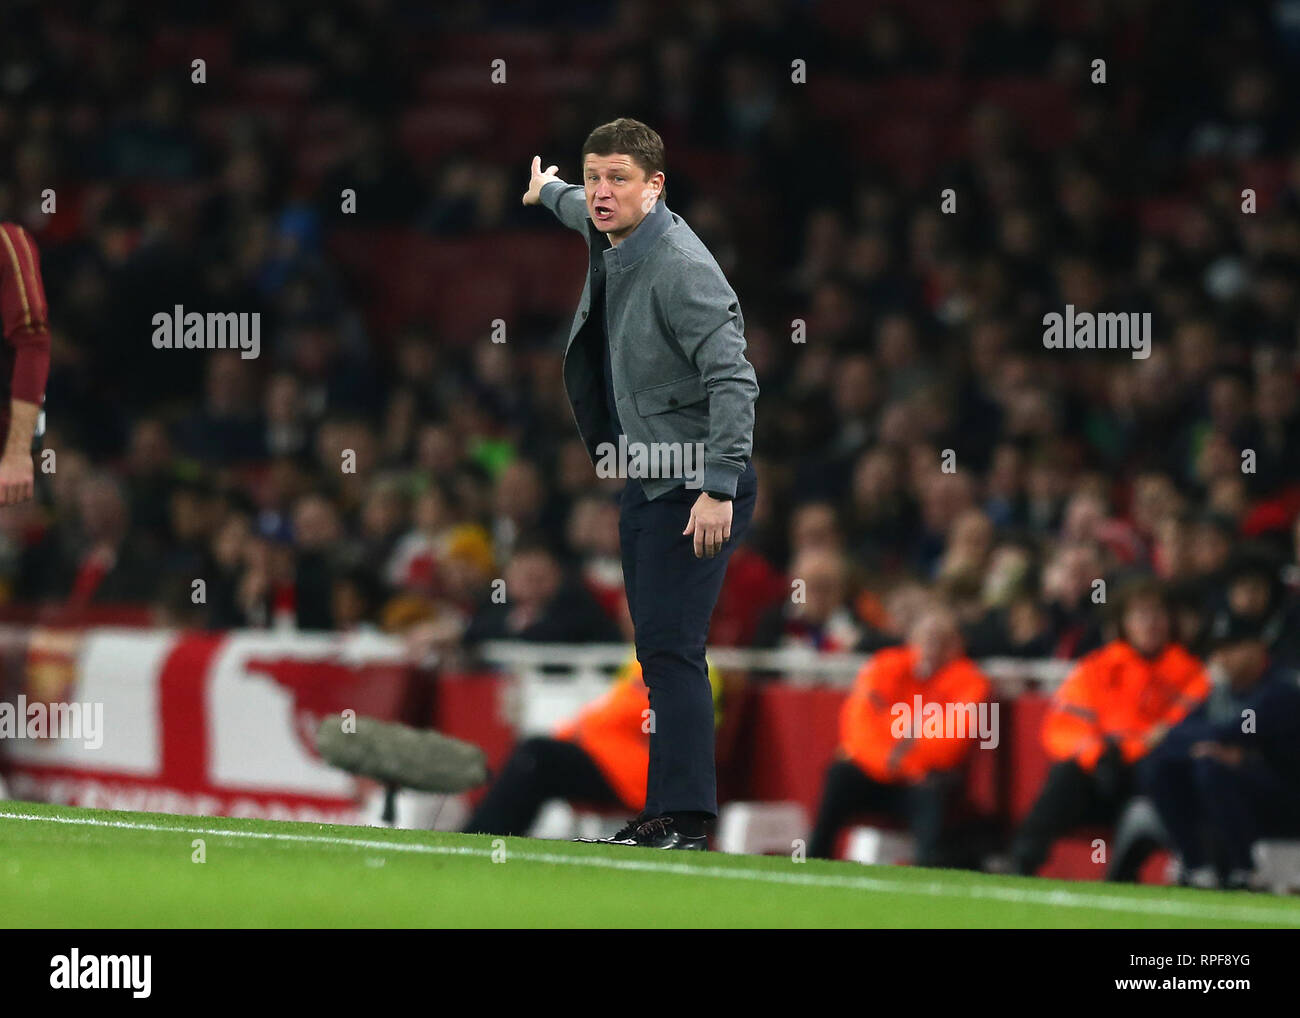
[2,801,1298,928]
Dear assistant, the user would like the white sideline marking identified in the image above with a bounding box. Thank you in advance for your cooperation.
[3,810,1298,926]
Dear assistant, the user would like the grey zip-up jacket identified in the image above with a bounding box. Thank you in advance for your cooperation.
[539,180,758,500]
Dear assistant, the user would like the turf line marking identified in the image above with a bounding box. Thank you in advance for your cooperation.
[3,810,1297,926]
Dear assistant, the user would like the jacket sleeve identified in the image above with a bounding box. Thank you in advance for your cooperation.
[1043,659,1107,770]
[661,260,759,497]
[1164,657,1211,729]
[1157,704,1215,756]
[1211,675,1300,747]
[539,181,591,235]
[840,656,894,778]
[1115,655,1211,762]
[0,222,51,405]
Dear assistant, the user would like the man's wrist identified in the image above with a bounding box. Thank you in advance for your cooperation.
[704,490,733,502]
[3,434,33,460]
[538,178,565,207]
[4,400,40,460]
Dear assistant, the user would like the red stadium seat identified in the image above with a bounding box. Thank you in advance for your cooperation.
[872,75,966,119]
[233,65,318,104]
[978,78,1077,149]
[1233,158,1290,209]
[497,233,589,315]
[295,104,356,137]
[529,66,597,97]
[715,673,756,805]
[1007,689,1053,826]
[672,149,743,185]
[1136,197,1196,238]
[434,267,521,344]
[430,31,552,69]
[807,76,872,123]
[148,26,233,73]
[564,31,622,68]
[812,0,872,34]
[396,108,493,165]
[419,64,515,99]
[291,137,353,189]
[328,231,516,338]
[742,683,844,807]
[964,702,1004,819]
[432,671,518,814]
[121,180,212,213]
[1037,830,1115,881]
[852,113,945,179]
[904,0,989,61]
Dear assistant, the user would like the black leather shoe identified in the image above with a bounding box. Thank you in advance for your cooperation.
[574,816,643,845]
[628,816,708,850]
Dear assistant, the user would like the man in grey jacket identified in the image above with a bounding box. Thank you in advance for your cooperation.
[523,118,759,849]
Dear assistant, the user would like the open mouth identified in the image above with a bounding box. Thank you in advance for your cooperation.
[594,205,614,222]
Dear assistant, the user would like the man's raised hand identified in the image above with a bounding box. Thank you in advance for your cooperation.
[522,156,561,206]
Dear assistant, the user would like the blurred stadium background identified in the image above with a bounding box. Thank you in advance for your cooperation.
[3,0,1300,900]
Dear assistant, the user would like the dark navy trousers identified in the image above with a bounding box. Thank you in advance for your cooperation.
[1141,750,1300,873]
[619,459,757,817]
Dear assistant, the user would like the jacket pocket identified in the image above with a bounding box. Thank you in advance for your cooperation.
[632,374,707,416]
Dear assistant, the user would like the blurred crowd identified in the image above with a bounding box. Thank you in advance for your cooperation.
[2,0,1300,672]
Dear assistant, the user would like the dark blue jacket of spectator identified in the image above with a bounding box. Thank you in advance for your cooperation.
[1156,665,1300,788]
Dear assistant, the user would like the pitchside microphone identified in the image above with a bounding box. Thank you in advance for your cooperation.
[316,717,489,793]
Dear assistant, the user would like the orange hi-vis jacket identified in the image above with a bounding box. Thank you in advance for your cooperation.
[555,654,722,810]
[840,646,992,784]
[1042,640,1210,772]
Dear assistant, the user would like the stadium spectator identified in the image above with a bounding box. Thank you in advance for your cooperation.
[385,482,462,597]
[174,355,263,465]
[1203,550,1300,668]
[55,472,161,607]
[1139,612,1300,889]
[460,538,621,647]
[808,605,991,866]
[1037,541,1107,659]
[751,547,863,654]
[488,458,566,566]
[1010,581,1210,875]
[565,492,626,626]
[205,509,253,629]
[845,445,917,575]
[291,492,343,630]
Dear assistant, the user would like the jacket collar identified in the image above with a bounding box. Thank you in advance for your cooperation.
[599,199,672,272]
